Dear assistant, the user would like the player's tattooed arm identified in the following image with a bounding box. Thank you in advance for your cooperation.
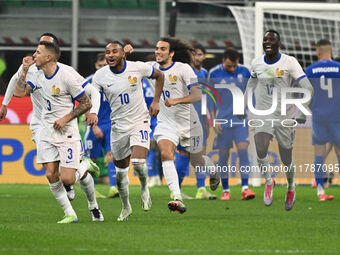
[53,93,92,130]
[15,56,34,97]
[71,93,92,119]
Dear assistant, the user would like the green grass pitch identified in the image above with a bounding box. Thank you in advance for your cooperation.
[0,184,339,254]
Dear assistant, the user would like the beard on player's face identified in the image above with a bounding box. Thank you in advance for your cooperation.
[155,52,171,65]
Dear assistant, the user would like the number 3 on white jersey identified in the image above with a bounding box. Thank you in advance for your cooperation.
[320,75,333,98]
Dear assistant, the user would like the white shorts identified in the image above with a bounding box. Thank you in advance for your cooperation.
[154,121,203,153]
[253,119,296,149]
[111,121,151,161]
[37,139,83,169]
[30,124,42,145]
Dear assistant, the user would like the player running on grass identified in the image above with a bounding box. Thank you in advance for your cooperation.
[16,41,103,223]
[91,41,164,221]
[126,38,220,213]
[0,33,101,205]
[245,30,313,210]
[85,53,119,199]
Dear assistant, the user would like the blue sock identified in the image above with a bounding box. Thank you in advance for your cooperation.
[218,151,229,191]
[196,171,206,189]
[147,149,158,177]
[238,149,249,187]
[314,156,324,188]
[108,162,116,187]
[175,152,189,187]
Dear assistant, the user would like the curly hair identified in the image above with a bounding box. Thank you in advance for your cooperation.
[160,37,194,64]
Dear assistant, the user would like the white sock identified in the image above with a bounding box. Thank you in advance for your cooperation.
[76,160,89,182]
[257,156,272,185]
[285,162,295,191]
[116,166,130,209]
[242,185,249,191]
[162,160,181,200]
[79,173,98,210]
[49,180,76,216]
[202,155,215,174]
[132,158,148,191]
[317,184,325,195]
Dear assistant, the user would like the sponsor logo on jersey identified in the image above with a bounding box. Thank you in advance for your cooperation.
[52,85,60,95]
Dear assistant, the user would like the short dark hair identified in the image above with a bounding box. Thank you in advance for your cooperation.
[96,52,105,62]
[39,41,61,60]
[160,37,194,64]
[40,33,59,46]
[316,39,331,48]
[223,47,239,62]
[193,43,206,54]
[108,41,124,49]
[264,29,281,41]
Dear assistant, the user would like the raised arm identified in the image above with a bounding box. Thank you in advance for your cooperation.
[15,57,35,97]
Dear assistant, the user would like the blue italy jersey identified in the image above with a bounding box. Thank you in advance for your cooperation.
[86,74,111,126]
[142,78,154,109]
[305,60,340,122]
[193,67,208,125]
[207,64,250,122]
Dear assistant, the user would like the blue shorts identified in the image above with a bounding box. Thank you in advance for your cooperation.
[312,120,340,145]
[150,116,157,140]
[85,123,111,158]
[177,144,186,152]
[213,125,249,149]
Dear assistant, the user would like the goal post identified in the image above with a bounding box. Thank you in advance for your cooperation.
[229,2,340,185]
[230,2,340,69]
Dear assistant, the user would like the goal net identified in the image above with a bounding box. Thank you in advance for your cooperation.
[229,2,340,185]
[229,2,340,69]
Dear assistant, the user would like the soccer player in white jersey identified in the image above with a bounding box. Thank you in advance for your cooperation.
[145,37,219,213]
[245,30,313,210]
[17,41,103,223]
[0,33,101,204]
[92,41,164,221]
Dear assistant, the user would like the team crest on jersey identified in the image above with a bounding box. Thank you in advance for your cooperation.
[169,74,177,85]
[237,74,243,83]
[52,85,60,95]
[275,68,284,77]
[128,76,137,87]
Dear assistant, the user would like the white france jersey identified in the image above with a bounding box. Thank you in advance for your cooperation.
[17,64,44,131]
[250,53,306,119]
[27,63,87,142]
[147,61,200,132]
[92,60,154,132]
